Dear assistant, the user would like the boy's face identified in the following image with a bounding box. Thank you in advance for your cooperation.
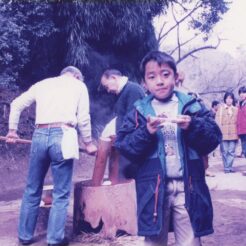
[101,75,118,94]
[143,61,177,100]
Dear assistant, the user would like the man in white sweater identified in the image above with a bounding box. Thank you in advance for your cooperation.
[6,66,97,246]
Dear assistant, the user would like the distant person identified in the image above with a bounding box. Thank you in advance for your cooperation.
[237,86,246,159]
[6,66,97,246]
[209,100,220,161]
[115,51,222,245]
[216,91,238,173]
[210,100,220,118]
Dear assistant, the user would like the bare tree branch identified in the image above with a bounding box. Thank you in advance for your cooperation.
[177,38,221,64]
[171,2,181,59]
[199,89,228,95]
[157,20,167,44]
[236,75,246,88]
[158,1,202,43]
[172,0,189,12]
[170,33,200,56]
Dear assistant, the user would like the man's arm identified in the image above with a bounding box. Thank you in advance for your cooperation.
[77,83,97,155]
[6,86,36,142]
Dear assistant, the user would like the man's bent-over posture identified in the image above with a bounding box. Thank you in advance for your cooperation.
[6,66,97,246]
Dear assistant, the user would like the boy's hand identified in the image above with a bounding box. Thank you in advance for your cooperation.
[171,115,191,129]
[147,114,191,133]
[146,116,163,134]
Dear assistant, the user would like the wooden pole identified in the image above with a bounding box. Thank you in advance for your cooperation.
[108,146,119,185]
[91,137,120,186]
[0,135,87,153]
[91,140,112,186]
[0,136,32,144]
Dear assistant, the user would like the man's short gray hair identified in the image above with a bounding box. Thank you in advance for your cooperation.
[60,66,84,81]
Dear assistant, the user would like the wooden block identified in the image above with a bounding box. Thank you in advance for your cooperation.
[35,205,51,235]
[35,185,53,235]
[73,179,138,238]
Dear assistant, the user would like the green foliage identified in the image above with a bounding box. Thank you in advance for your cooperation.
[56,1,167,67]
[0,3,28,86]
[0,2,57,87]
[0,0,229,136]
[189,0,229,33]
[0,0,229,88]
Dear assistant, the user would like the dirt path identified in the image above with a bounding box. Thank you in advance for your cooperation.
[0,155,246,246]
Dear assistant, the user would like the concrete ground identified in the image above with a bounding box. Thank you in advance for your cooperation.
[0,155,245,246]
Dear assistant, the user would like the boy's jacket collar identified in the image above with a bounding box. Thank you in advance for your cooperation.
[134,90,201,116]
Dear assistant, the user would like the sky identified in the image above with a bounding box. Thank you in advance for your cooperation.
[214,0,246,55]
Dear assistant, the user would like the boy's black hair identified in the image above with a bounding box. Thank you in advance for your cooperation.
[223,91,236,105]
[238,86,246,94]
[211,100,220,108]
[140,51,177,79]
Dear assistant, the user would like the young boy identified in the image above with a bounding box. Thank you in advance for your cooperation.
[115,51,222,245]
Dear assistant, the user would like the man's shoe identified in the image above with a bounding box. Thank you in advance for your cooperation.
[19,238,33,245]
[47,237,69,246]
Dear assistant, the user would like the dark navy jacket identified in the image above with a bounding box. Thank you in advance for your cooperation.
[114,91,222,237]
[114,81,145,132]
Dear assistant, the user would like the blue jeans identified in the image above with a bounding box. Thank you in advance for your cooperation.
[239,134,246,157]
[220,140,237,171]
[18,128,73,244]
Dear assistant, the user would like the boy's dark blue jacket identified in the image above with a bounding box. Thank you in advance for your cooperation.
[114,91,222,237]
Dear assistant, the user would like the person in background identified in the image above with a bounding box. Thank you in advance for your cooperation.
[216,91,238,173]
[210,100,220,118]
[99,69,145,180]
[237,86,246,163]
[208,100,221,173]
[100,69,145,132]
[6,66,97,246]
[115,51,222,246]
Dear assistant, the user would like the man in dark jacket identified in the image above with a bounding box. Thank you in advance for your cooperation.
[115,51,222,245]
[99,69,145,180]
[100,69,145,131]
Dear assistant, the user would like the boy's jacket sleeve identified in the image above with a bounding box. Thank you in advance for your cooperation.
[114,109,157,161]
[184,104,222,156]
